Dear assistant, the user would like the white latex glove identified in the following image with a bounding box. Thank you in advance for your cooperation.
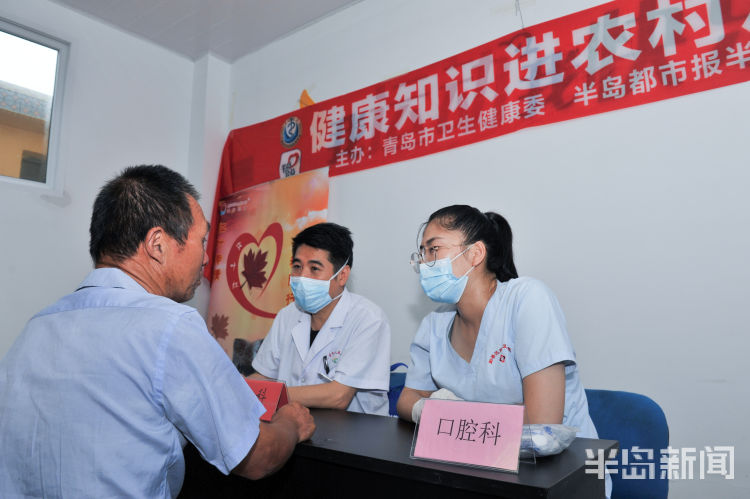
[412,388,464,423]
[430,388,463,401]
[520,424,578,457]
[411,397,425,423]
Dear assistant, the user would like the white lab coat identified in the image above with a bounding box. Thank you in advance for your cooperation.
[253,289,391,416]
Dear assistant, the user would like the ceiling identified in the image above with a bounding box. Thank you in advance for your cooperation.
[48,0,362,62]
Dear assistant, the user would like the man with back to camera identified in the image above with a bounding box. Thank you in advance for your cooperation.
[250,223,392,416]
[0,165,315,498]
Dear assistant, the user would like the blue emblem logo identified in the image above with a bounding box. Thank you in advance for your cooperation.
[281,116,301,148]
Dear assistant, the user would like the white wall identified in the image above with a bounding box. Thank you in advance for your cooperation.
[185,53,232,314]
[230,1,749,497]
[0,0,195,355]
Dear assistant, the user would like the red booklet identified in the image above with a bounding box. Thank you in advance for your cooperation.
[245,378,289,422]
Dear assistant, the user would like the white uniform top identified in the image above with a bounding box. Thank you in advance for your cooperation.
[406,276,598,438]
[252,289,391,416]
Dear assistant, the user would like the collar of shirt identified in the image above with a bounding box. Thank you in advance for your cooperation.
[320,287,350,329]
[291,288,351,362]
[77,268,148,293]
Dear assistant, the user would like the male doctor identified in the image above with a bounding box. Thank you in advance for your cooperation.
[251,223,391,416]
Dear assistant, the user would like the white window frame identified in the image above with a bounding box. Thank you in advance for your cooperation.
[0,17,69,194]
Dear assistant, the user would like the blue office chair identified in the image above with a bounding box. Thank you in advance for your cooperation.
[585,389,669,499]
[388,362,408,416]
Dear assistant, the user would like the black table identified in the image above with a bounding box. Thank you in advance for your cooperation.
[179,409,616,498]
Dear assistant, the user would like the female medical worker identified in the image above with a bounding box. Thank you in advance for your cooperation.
[396,205,598,440]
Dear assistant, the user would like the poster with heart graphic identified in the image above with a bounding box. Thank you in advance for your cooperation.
[206,168,329,370]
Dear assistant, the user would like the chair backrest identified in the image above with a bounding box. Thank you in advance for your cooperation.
[585,389,669,499]
[388,362,408,416]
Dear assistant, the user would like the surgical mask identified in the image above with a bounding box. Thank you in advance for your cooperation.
[290,259,348,314]
[419,245,475,304]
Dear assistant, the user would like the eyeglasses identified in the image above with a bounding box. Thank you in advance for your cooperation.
[409,244,464,273]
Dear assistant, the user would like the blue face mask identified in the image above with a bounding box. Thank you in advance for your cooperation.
[419,245,475,304]
[290,259,348,314]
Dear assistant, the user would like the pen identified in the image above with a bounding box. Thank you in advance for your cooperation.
[319,356,333,382]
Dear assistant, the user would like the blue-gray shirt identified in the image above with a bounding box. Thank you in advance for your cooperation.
[0,268,265,498]
[406,277,598,439]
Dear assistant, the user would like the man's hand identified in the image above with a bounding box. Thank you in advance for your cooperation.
[231,402,316,480]
[273,402,315,442]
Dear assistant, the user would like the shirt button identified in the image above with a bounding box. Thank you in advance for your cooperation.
[301,376,306,383]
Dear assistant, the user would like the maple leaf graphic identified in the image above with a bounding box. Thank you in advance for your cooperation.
[242,248,268,290]
[210,314,229,340]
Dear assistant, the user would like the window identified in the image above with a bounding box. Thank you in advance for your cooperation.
[0,18,68,191]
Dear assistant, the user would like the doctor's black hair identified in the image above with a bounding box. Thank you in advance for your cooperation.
[427,205,518,282]
[89,165,199,263]
[292,222,353,272]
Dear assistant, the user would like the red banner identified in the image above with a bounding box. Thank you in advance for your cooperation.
[206,0,750,279]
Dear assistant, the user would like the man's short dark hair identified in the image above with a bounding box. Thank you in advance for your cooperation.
[89,165,200,263]
[292,223,353,271]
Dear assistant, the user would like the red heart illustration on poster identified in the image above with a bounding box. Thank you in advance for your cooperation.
[226,222,283,319]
